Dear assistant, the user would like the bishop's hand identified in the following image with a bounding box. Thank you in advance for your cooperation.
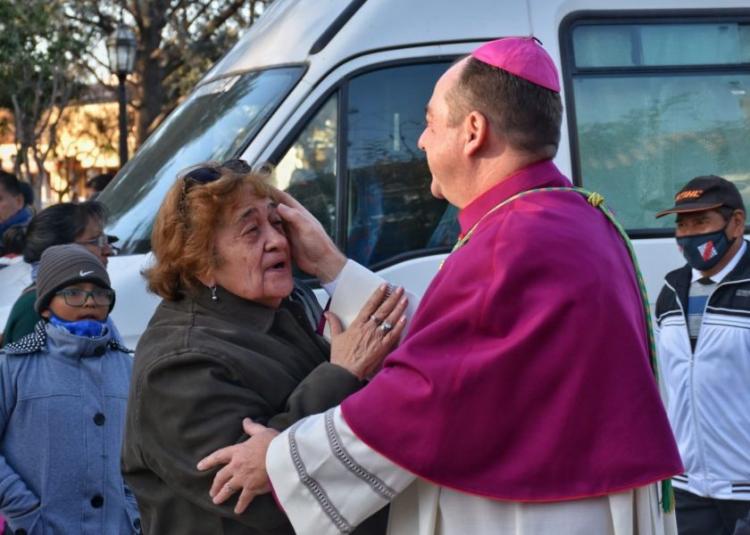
[197,418,279,514]
[275,188,346,283]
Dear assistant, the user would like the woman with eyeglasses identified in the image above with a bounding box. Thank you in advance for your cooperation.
[122,163,404,534]
[1,201,117,346]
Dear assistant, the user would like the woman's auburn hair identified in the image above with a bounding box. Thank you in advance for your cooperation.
[145,166,277,301]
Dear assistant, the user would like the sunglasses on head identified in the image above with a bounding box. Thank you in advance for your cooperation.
[180,159,253,194]
[181,164,222,195]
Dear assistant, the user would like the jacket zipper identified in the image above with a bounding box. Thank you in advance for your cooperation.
[664,279,708,488]
[665,276,750,490]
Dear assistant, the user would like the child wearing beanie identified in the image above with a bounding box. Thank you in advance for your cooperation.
[0,244,140,534]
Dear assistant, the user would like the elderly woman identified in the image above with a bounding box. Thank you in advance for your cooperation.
[121,163,406,535]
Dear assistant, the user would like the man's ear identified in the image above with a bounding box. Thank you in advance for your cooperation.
[730,210,746,238]
[463,111,489,156]
[41,310,50,319]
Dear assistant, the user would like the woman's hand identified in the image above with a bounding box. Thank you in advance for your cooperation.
[196,418,279,514]
[329,284,408,380]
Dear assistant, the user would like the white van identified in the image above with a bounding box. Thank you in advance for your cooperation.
[2,0,749,347]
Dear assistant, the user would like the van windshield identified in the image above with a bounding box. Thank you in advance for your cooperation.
[98,66,303,254]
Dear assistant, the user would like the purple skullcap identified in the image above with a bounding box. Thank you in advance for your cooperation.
[471,37,560,93]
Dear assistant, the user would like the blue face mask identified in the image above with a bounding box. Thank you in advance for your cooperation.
[49,315,106,338]
[676,224,734,272]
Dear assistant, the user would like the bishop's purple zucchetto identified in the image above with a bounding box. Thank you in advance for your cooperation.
[471,37,561,93]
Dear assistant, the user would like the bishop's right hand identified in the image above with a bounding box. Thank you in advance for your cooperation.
[275,189,347,283]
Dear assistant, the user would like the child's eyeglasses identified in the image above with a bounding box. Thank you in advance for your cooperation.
[55,288,114,307]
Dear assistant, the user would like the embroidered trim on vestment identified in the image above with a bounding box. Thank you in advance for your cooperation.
[324,409,396,500]
[288,422,353,533]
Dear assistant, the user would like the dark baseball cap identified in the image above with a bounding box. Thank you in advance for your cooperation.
[655,175,745,218]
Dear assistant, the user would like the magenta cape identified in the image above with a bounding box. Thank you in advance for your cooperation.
[341,160,682,501]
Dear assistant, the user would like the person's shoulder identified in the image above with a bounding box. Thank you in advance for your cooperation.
[136,298,190,344]
[663,263,691,287]
[655,265,690,317]
[480,190,584,245]
[7,286,35,315]
[2,320,48,357]
[5,290,41,339]
[135,296,271,373]
[134,324,230,372]
[730,241,750,279]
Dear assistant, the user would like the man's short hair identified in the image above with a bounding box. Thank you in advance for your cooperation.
[448,57,563,158]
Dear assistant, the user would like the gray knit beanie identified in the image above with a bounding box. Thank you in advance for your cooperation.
[34,244,114,313]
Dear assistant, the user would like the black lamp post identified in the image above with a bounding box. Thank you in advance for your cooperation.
[106,25,137,167]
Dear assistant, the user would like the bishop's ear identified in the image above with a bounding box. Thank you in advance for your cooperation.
[463,110,489,156]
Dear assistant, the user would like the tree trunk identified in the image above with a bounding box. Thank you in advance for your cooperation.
[135,5,168,144]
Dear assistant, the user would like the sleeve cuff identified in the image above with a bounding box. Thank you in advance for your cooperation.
[321,260,351,297]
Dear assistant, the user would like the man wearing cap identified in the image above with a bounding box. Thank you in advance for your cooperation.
[655,176,750,535]
[198,37,682,534]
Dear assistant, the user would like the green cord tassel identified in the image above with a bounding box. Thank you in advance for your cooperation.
[661,478,675,513]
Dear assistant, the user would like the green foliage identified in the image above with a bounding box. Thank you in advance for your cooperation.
[0,0,93,195]
[0,0,88,114]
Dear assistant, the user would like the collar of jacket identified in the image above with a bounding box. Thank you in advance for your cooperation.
[2,319,130,358]
[666,239,750,302]
[192,284,297,334]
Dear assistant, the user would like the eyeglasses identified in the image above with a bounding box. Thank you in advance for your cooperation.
[78,234,110,249]
[55,288,115,307]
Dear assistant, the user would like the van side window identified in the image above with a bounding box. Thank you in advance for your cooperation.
[345,62,458,267]
[565,19,750,232]
[275,95,338,238]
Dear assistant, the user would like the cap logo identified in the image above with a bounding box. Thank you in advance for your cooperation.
[675,189,704,202]
[79,270,94,277]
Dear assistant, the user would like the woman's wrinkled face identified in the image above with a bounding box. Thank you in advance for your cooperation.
[210,189,293,308]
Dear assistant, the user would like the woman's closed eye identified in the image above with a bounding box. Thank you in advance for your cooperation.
[241,224,259,237]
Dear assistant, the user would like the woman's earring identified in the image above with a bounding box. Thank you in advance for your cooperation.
[210,285,218,302]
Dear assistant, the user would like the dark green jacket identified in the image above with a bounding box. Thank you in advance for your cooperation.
[122,285,386,535]
[2,286,39,346]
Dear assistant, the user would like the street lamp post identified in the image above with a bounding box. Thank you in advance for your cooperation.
[106,25,137,167]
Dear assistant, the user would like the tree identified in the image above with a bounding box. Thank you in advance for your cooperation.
[0,0,92,202]
[69,0,273,144]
